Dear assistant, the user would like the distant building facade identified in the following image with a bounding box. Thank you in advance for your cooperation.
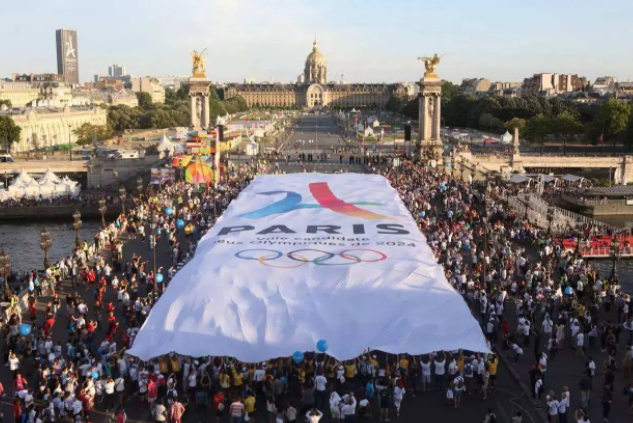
[108,64,127,77]
[224,39,408,108]
[0,82,40,108]
[459,78,491,96]
[56,29,80,85]
[0,105,107,152]
[131,77,165,103]
[592,76,618,95]
[521,73,585,97]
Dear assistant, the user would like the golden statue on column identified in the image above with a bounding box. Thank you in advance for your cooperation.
[417,54,443,79]
[191,49,207,77]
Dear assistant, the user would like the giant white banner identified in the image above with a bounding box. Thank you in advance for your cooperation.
[128,173,489,361]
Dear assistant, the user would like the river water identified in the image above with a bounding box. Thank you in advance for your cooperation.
[0,220,102,275]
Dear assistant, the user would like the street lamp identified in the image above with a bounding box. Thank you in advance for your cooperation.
[119,186,127,214]
[72,209,82,248]
[40,227,52,270]
[0,250,11,296]
[136,177,144,201]
[151,211,159,275]
[98,197,107,227]
[546,207,554,236]
[610,236,621,281]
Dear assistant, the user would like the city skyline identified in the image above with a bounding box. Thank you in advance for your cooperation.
[1,0,633,84]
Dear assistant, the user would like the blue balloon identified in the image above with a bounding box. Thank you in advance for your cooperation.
[90,371,99,380]
[463,243,472,251]
[165,207,174,215]
[419,211,426,217]
[316,339,329,352]
[176,219,185,229]
[156,228,161,235]
[19,323,31,336]
[156,273,164,283]
[292,351,304,363]
[564,286,573,295]
[115,220,121,227]
[193,227,198,234]
[440,183,446,190]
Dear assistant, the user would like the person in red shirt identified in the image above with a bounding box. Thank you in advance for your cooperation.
[79,388,92,421]
[116,407,127,423]
[28,304,37,321]
[12,398,22,422]
[107,312,117,332]
[213,392,225,423]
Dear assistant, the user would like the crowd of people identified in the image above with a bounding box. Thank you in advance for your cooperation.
[0,150,631,423]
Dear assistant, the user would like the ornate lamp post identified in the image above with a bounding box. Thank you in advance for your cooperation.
[151,212,159,274]
[0,250,11,295]
[72,209,82,248]
[136,177,144,201]
[546,207,555,236]
[40,227,52,270]
[118,186,127,214]
[610,236,621,281]
[98,197,107,227]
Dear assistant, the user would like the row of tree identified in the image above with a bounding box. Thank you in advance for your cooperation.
[68,85,250,145]
[386,82,633,150]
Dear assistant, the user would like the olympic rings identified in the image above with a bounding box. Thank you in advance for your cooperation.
[234,248,387,268]
[235,249,282,261]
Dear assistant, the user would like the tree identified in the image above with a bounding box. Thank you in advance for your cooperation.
[136,92,153,110]
[551,111,583,155]
[505,117,526,133]
[0,116,21,151]
[596,98,631,152]
[441,81,459,102]
[0,100,12,109]
[523,114,552,154]
[625,112,633,151]
[72,123,111,145]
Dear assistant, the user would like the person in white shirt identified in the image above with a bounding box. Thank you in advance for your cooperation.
[547,395,559,421]
[420,359,432,392]
[575,331,585,357]
[314,373,327,410]
[433,354,446,391]
[340,394,357,420]
[306,408,323,423]
[329,391,341,421]
[393,379,405,417]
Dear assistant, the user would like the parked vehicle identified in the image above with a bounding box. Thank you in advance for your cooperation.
[0,154,15,163]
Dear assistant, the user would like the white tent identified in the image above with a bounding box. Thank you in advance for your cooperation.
[128,174,489,362]
[500,131,513,144]
[562,174,583,183]
[24,179,41,197]
[244,140,259,156]
[38,168,62,185]
[509,175,531,184]
[14,169,33,186]
[156,135,185,159]
[39,180,56,196]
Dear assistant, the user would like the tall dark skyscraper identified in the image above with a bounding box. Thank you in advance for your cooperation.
[56,29,79,85]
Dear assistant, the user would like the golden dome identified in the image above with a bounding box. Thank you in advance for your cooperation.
[305,38,326,67]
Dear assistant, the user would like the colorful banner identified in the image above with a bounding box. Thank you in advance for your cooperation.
[150,168,175,184]
[129,174,489,362]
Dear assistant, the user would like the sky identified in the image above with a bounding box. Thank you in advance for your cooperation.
[1,0,632,85]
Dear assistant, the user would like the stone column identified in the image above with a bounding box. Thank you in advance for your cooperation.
[189,95,198,128]
[433,95,442,140]
[417,76,444,159]
[202,94,210,129]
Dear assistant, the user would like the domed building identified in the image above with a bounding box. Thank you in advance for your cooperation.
[304,38,327,85]
[223,38,415,109]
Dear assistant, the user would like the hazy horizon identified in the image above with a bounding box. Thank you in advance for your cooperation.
[1,0,632,85]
